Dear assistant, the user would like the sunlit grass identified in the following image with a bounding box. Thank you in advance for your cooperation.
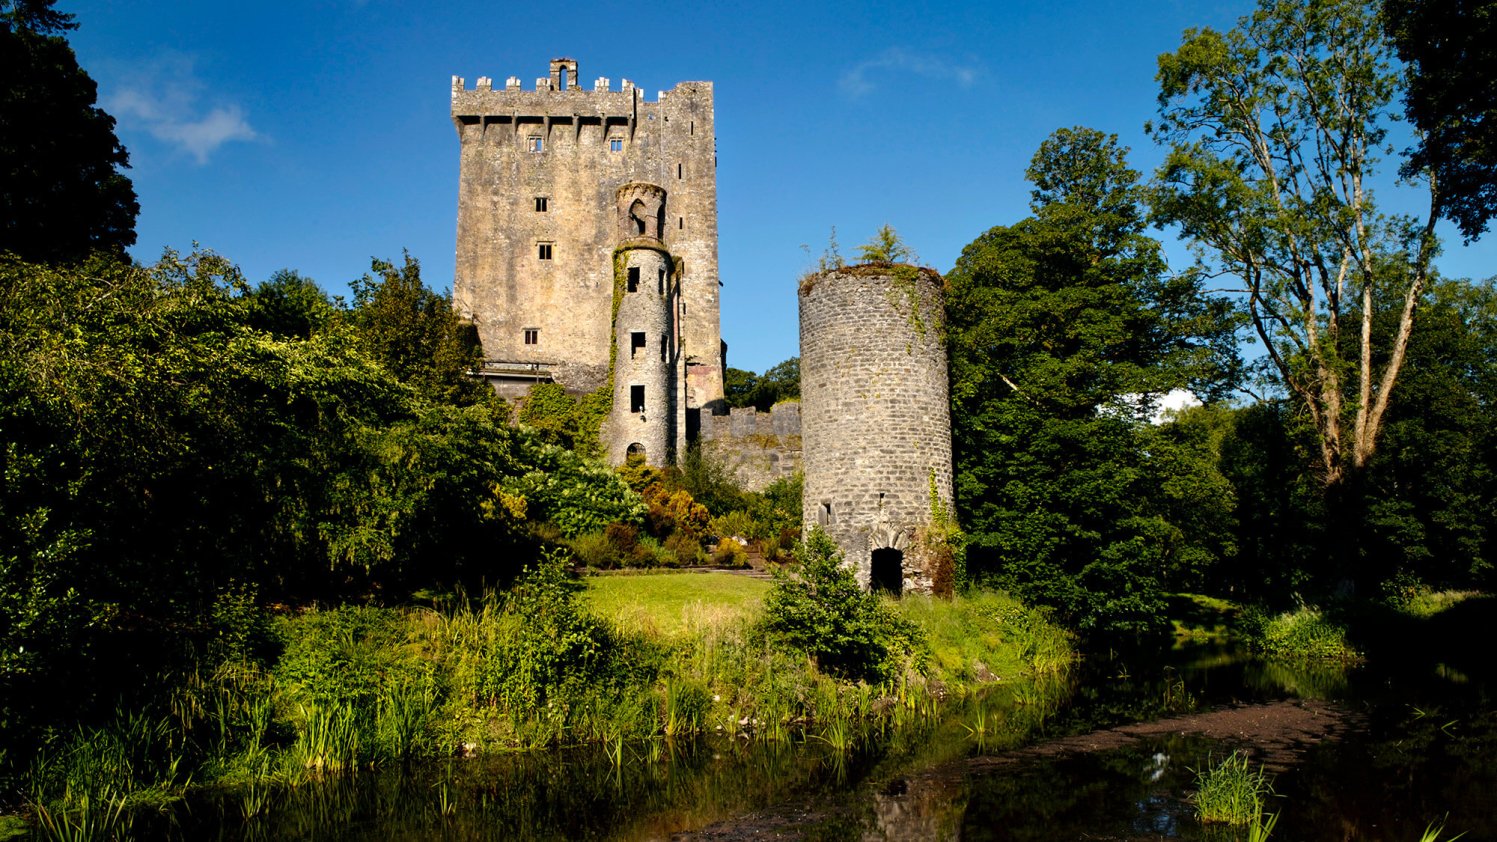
[584,571,771,639]
[1395,590,1484,620]
[897,589,1074,680]
[1193,750,1274,826]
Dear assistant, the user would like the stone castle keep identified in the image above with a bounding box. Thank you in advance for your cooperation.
[451,58,723,465]
[452,60,953,593]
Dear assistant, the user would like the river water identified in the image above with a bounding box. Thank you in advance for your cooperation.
[148,603,1496,841]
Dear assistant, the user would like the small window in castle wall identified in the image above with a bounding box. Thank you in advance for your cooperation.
[609,138,623,152]
[678,216,684,230]
[626,267,639,292]
[630,331,645,359]
[658,269,665,295]
[538,243,553,260]
[523,328,539,345]
[534,197,548,212]
[818,502,834,526]
[677,163,683,179]
[630,385,646,414]
[660,333,667,361]
[528,136,543,153]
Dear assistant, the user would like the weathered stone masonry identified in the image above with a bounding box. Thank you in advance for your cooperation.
[451,59,724,465]
[698,403,804,492]
[799,265,954,594]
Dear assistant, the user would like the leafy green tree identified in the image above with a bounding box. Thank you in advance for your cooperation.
[1149,0,1438,508]
[0,248,545,752]
[1384,0,1497,241]
[0,0,137,262]
[761,529,926,683]
[723,367,759,407]
[947,127,1237,635]
[246,269,335,339]
[722,357,800,411]
[1356,276,1497,587]
[348,252,489,406]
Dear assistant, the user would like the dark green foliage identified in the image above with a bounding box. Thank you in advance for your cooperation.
[478,550,616,710]
[516,382,609,458]
[348,253,488,407]
[0,1,137,263]
[723,357,800,411]
[0,249,548,761]
[761,530,926,683]
[1218,401,1327,597]
[246,269,335,339]
[1357,278,1496,588]
[1385,0,1497,241]
[947,127,1237,636]
[276,606,417,708]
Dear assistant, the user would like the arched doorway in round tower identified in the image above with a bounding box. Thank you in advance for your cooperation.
[870,548,903,596]
[626,442,647,462]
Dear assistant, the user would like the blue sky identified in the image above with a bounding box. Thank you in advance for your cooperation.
[69,0,1495,376]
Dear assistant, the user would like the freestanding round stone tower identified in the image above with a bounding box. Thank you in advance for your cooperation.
[798,264,954,594]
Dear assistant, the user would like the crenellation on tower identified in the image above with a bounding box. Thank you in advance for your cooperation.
[451,58,724,464]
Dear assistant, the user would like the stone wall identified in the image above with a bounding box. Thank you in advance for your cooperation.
[698,404,803,492]
[798,265,953,594]
[451,59,723,412]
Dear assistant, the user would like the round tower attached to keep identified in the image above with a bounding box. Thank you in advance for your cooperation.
[798,265,954,594]
[608,182,682,466]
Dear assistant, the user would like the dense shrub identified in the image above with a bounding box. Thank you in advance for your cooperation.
[1243,605,1360,662]
[505,438,645,538]
[760,530,927,683]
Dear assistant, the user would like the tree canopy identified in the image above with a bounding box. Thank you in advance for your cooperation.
[1384,0,1497,241]
[0,0,137,262]
[947,127,1238,636]
[1149,0,1438,492]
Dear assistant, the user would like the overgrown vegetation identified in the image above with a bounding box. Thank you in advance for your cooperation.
[1243,606,1361,663]
[1193,751,1277,835]
[15,550,1073,829]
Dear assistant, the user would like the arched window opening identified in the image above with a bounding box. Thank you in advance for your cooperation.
[629,199,648,235]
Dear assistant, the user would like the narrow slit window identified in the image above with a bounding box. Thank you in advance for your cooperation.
[657,269,665,295]
[528,135,543,153]
[630,331,645,359]
[609,137,623,152]
[818,502,834,526]
[523,328,539,346]
[534,197,548,212]
[630,385,646,414]
[660,333,667,361]
[677,163,682,179]
[537,243,553,260]
[678,216,683,230]
[626,266,639,292]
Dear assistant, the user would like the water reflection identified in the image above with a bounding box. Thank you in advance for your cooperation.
[138,639,1497,841]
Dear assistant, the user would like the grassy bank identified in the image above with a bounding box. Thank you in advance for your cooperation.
[12,565,1072,837]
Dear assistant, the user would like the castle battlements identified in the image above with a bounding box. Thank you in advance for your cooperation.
[451,57,724,462]
[451,58,710,122]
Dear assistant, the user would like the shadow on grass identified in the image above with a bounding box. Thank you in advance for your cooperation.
[1347,594,1496,683]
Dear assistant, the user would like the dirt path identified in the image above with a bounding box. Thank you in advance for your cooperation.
[676,699,1358,841]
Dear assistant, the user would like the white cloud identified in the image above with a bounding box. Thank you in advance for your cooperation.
[105,53,258,165]
[839,48,979,97]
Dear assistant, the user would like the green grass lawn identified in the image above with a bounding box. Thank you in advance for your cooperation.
[583,571,771,639]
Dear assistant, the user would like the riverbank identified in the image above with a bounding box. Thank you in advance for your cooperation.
[9,566,1073,838]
